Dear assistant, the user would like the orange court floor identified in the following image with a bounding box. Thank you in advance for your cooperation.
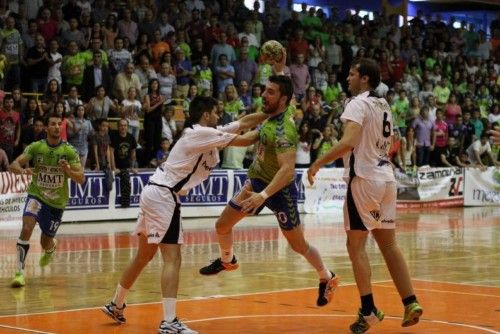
[0,206,498,334]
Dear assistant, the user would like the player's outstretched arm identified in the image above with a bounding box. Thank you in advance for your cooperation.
[229,130,260,147]
[307,121,362,185]
[237,112,269,130]
[9,154,33,175]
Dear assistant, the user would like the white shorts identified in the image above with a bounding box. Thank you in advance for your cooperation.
[134,184,183,244]
[343,177,396,231]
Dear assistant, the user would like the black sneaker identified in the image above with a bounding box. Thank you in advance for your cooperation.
[316,272,339,306]
[199,256,239,275]
[101,301,126,324]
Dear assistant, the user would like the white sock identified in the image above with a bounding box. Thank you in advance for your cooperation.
[318,268,333,281]
[113,284,129,308]
[220,247,233,263]
[162,297,176,322]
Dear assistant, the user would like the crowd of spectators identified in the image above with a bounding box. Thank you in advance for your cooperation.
[0,0,498,175]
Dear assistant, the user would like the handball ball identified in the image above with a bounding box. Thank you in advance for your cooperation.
[261,40,285,63]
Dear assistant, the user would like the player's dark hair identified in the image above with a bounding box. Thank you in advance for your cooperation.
[350,58,381,89]
[268,75,293,104]
[44,112,62,125]
[185,96,218,127]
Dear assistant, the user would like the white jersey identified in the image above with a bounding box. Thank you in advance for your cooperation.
[149,122,240,195]
[340,91,395,182]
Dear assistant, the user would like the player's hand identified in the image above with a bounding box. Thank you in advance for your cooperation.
[58,159,71,173]
[240,190,266,214]
[22,168,33,176]
[307,163,320,186]
[272,48,287,75]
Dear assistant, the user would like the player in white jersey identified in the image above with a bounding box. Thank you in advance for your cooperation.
[307,59,422,334]
[102,96,267,334]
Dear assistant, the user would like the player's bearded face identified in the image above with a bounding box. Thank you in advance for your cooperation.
[47,118,62,138]
[262,84,283,114]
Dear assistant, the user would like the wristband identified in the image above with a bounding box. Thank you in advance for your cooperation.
[260,190,269,200]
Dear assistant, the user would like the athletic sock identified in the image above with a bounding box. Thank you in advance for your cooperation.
[360,294,376,316]
[113,283,129,308]
[16,239,30,273]
[402,295,417,306]
[220,247,233,263]
[318,268,333,281]
[162,297,176,322]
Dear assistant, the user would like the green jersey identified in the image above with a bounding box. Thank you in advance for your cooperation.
[248,110,298,184]
[23,140,80,209]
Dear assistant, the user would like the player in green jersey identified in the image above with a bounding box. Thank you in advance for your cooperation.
[9,113,85,287]
[200,76,339,307]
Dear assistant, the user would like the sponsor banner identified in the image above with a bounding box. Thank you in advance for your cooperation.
[464,167,500,206]
[0,169,307,224]
[68,172,109,209]
[415,166,464,202]
[302,168,346,213]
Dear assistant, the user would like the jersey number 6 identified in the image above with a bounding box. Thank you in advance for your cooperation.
[382,112,391,138]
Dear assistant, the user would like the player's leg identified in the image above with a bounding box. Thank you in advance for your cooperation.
[199,182,252,275]
[157,244,198,334]
[371,181,422,327]
[102,233,158,324]
[268,183,338,306]
[345,177,384,333]
[12,215,37,287]
[38,205,64,267]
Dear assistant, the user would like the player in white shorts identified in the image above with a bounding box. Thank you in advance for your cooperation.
[307,58,422,334]
[102,96,268,334]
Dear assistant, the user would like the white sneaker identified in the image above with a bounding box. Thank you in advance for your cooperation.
[158,318,198,334]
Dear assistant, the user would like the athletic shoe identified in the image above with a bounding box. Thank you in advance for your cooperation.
[101,302,126,324]
[158,318,198,334]
[349,308,384,334]
[402,302,423,327]
[39,238,57,267]
[199,256,239,275]
[317,272,339,306]
[11,272,25,288]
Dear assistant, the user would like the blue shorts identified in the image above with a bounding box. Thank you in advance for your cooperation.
[230,178,301,231]
[23,195,64,237]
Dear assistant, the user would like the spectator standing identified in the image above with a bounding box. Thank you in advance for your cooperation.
[142,79,165,166]
[412,106,434,166]
[0,96,20,162]
[0,16,23,91]
[289,53,310,101]
[82,51,113,101]
[113,63,142,101]
[67,104,94,168]
[234,47,257,87]
[26,34,51,93]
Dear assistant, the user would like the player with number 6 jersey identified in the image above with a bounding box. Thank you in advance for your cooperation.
[8,113,84,288]
[307,58,422,334]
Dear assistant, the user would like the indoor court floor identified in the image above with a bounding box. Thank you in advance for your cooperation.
[0,206,498,334]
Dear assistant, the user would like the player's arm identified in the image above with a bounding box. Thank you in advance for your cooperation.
[229,130,259,147]
[9,153,33,175]
[237,112,269,130]
[60,160,85,184]
[308,121,362,184]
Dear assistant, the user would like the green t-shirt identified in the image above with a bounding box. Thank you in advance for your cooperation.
[317,139,338,158]
[323,83,342,104]
[433,85,450,105]
[24,140,80,209]
[64,52,87,85]
[248,110,298,184]
[256,64,272,86]
[224,99,245,116]
[393,98,409,128]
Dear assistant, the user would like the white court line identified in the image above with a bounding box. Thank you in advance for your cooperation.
[375,284,500,298]
[0,281,391,319]
[181,314,500,334]
[0,324,55,334]
[413,278,500,289]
